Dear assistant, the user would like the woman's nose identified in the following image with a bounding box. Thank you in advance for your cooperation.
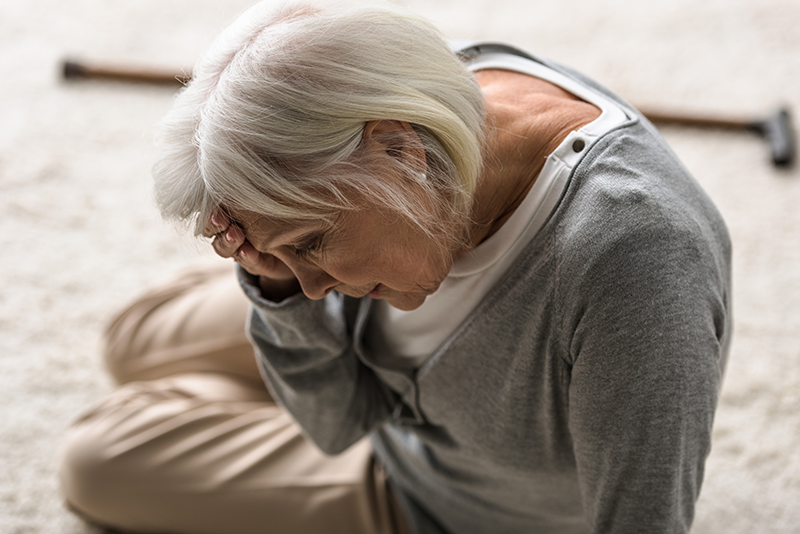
[295,265,339,300]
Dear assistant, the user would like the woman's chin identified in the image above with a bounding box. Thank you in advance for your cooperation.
[383,292,428,311]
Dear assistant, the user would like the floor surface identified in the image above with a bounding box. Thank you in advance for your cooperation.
[1,0,799,532]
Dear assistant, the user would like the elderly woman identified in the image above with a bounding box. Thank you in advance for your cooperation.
[59,1,732,533]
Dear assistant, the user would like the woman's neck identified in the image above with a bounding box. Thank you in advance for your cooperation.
[463,69,601,250]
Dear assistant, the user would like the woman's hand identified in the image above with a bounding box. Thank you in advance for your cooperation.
[204,209,301,300]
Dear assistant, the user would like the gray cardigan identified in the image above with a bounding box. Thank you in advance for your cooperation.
[238,45,732,534]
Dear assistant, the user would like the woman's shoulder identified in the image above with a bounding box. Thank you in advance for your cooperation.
[563,123,726,242]
[544,123,730,295]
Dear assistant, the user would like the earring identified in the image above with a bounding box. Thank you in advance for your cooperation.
[418,172,427,181]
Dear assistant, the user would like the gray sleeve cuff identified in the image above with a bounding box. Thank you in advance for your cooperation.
[235,264,306,309]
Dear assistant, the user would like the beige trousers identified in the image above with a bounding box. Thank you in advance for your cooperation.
[59,262,409,534]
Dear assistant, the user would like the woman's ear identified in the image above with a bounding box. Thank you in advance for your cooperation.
[362,120,427,175]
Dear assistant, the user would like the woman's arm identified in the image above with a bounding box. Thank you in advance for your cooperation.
[563,206,730,532]
[238,267,399,455]
[204,209,399,454]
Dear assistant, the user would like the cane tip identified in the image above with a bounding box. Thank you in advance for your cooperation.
[62,59,84,79]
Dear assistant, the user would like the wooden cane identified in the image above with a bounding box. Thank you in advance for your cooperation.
[61,59,795,167]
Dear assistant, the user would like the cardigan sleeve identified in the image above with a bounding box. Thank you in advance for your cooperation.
[560,163,731,532]
[237,266,399,455]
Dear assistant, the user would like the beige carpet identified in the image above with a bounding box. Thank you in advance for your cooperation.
[1,0,798,532]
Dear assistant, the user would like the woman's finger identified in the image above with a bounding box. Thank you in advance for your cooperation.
[234,242,261,274]
[201,208,230,238]
[236,242,297,281]
[211,223,246,258]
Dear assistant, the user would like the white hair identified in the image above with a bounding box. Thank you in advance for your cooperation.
[153,0,485,246]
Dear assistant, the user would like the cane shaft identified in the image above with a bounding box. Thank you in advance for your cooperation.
[62,60,190,85]
[639,109,751,130]
[61,60,794,166]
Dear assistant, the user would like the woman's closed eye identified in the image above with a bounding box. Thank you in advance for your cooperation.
[293,234,324,258]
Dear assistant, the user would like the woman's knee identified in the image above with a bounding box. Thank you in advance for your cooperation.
[58,385,145,526]
[101,262,251,384]
[59,374,280,531]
